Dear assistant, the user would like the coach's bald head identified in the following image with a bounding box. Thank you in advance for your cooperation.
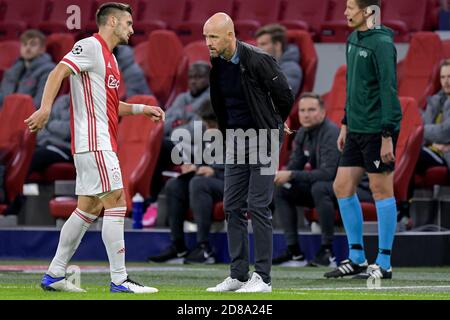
[203,13,237,59]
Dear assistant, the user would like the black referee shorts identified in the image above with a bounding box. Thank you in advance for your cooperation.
[339,132,399,174]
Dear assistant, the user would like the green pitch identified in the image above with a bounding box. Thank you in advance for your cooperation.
[0,261,449,300]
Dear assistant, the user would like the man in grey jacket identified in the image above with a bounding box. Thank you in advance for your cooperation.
[0,30,55,109]
[273,93,372,267]
[256,23,303,98]
[29,94,72,174]
[416,60,450,178]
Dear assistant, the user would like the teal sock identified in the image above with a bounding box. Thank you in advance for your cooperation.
[337,194,365,264]
[375,197,397,270]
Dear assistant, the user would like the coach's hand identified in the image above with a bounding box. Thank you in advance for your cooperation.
[381,137,395,164]
[337,125,347,152]
[24,108,51,133]
[144,105,165,122]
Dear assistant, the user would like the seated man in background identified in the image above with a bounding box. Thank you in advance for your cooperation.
[148,100,224,264]
[114,45,152,98]
[256,24,302,98]
[149,61,211,202]
[273,93,372,267]
[0,29,55,109]
[416,59,450,180]
[28,94,72,174]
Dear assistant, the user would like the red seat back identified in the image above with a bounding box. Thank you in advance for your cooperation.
[183,40,211,65]
[0,94,36,151]
[139,0,187,29]
[383,0,427,33]
[398,32,443,109]
[281,0,330,34]
[234,0,282,25]
[1,0,48,27]
[40,0,94,33]
[0,40,20,79]
[119,95,164,211]
[147,30,186,105]
[46,33,75,63]
[286,30,318,95]
[323,64,347,127]
[394,97,424,201]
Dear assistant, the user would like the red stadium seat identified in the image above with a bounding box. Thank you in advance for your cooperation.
[382,0,428,42]
[183,40,211,65]
[132,0,187,45]
[0,95,36,207]
[0,0,48,40]
[323,64,347,127]
[49,95,164,219]
[28,163,77,184]
[320,0,352,42]
[46,33,75,63]
[234,0,283,40]
[398,32,443,109]
[415,166,449,189]
[38,0,95,34]
[146,30,187,106]
[0,40,20,81]
[425,0,440,31]
[175,0,234,45]
[286,30,318,94]
[280,0,330,37]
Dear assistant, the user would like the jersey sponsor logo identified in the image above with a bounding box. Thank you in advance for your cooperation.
[359,50,368,58]
[107,75,120,89]
[72,45,83,55]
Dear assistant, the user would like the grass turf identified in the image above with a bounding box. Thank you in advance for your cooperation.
[0,261,449,300]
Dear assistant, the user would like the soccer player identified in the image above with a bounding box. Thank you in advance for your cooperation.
[25,3,165,293]
[324,0,402,280]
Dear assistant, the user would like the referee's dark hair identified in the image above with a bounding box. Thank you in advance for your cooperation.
[96,2,133,27]
[299,92,325,109]
[355,0,381,9]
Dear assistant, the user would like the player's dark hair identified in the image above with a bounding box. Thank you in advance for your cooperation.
[440,59,450,73]
[96,2,132,27]
[355,0,381,9]
[20,29,46,47]
[300,92,325,109]
[255,24,287,52]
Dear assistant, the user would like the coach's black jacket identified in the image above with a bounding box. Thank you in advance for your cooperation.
[209,41,295,133]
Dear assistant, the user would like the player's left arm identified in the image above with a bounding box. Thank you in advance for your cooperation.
[374,40,399,163]
[118,101,165,122]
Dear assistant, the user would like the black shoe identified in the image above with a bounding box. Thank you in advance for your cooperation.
[147,245,188,263]
[324,259,368,278]
[184,243,215,264]
[272,249,307,267]
[352,264,392,279]
[308,247,337,268]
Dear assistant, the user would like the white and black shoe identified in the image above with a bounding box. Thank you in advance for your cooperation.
[324,259,368,278]
[308,247,337,268]
[272,249,307,267]
[352,264,392,279]
[110,277,159,293]
[147,245,189,264]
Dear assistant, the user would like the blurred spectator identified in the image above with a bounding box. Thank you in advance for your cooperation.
[150,61,211,201]
[0,29,55,109]
[416,59,450,179]
[148,100,224,264]
[114,45,152,98]
[28,94,72,174]
[272,93,372,267]
[256,24,302,97]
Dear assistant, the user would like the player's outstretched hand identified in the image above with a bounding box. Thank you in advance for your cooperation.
[24,108,51,133]
[144,105,165,122]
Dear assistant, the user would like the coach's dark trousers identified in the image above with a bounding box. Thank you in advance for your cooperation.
[224,132,279,285]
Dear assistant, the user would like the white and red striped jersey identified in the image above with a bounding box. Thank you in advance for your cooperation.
[61,33,121,154]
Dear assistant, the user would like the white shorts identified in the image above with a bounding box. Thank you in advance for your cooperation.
[74,151,123,196]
